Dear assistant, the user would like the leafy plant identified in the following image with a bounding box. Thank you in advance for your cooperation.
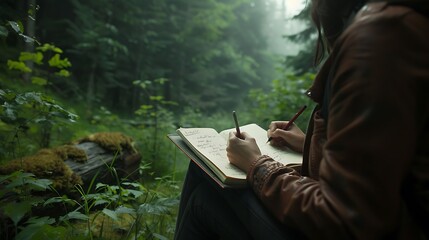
[70,161,179,239]
[7,43,72,87]
[0,7,76,154]
[4,20,39,44]
[0,89,77,159]
[0,165,180,240]
[3,21,74,150]
[133,78,178,174]
[0,171,79,240]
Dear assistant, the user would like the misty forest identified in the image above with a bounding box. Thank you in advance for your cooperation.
[0,0,318,239]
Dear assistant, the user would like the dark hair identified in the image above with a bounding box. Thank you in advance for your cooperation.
[311,0,366,65]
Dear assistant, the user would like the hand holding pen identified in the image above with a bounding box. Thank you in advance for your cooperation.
[228,111,262,173]
[267,106,307,152]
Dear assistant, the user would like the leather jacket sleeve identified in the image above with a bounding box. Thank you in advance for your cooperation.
[247,3,429,240]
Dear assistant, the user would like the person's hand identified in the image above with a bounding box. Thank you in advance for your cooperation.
[226,131,262,174]
[267,121,305,153]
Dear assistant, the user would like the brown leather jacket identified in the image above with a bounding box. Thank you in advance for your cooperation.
[247,2,429,239]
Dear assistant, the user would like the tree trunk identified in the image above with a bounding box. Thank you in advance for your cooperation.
[23,0,37,83]
[86,61,97,115]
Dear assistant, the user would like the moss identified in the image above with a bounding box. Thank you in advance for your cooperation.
[78,132,137,154]
[0,145,86,191]
[52,145,87,163]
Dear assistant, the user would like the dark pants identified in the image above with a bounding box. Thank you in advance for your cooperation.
[174,161,304,240]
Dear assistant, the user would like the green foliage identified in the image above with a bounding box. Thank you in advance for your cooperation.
[47,54,71,69]
[18,52,43,65]
[5,21,39,44]
[0,171,74,240]
[7,60,32,72]
[246,71,316,131]
[131,78,180,175]
[7,43,72,86]
[31,76,48,86]
[37,43,63,54]
[15,223,70,240]
[0,89,77,159]
[0,172,51,226]
[2,41,75,151]
[67,161,179,239]
[0,167,180,240]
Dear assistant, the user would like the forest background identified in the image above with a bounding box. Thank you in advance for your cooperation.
[0,0,317,239]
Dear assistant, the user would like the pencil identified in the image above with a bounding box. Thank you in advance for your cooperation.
[232,111,241,138]
[267,105,307,143]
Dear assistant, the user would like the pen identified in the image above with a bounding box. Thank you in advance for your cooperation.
[267,105,307,143]
[232,111,241,138]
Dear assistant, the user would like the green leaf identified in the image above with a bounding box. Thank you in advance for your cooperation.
[36,43,63,53]
[7,60,32,73]
[48,54,71,68]
[94,199,110,206]
[115,206,136,215]
[59,210,89,222]
[43,196,73,207]
[8,21,22,33]
[154,78,168,84]
[31,77,48,86]
[149,96,163,101]
[26,178,52,191]
[122,182,143,188]
[0,89,16,101]
[3,102,17,120]
[67,112,78,122]
[2,201,32,226]
[55,69,70,77]
[19,52,43,64]
[137,203,169,216]
[19,92,37,103]
[126,189,144,198]
[102,208,118,221]
[7,172,36,189]
[26,216,56,226]
[16,222,67,240]
[95,182,108,190]
[20,34,36,43]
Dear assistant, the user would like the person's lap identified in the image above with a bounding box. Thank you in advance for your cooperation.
[174,161,304,240]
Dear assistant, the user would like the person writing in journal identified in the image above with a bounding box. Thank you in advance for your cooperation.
[174,0,429,239]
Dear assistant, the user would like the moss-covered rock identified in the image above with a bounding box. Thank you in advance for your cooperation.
[0,132,138,192]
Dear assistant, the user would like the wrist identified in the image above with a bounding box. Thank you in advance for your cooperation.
[245,154,262,173]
